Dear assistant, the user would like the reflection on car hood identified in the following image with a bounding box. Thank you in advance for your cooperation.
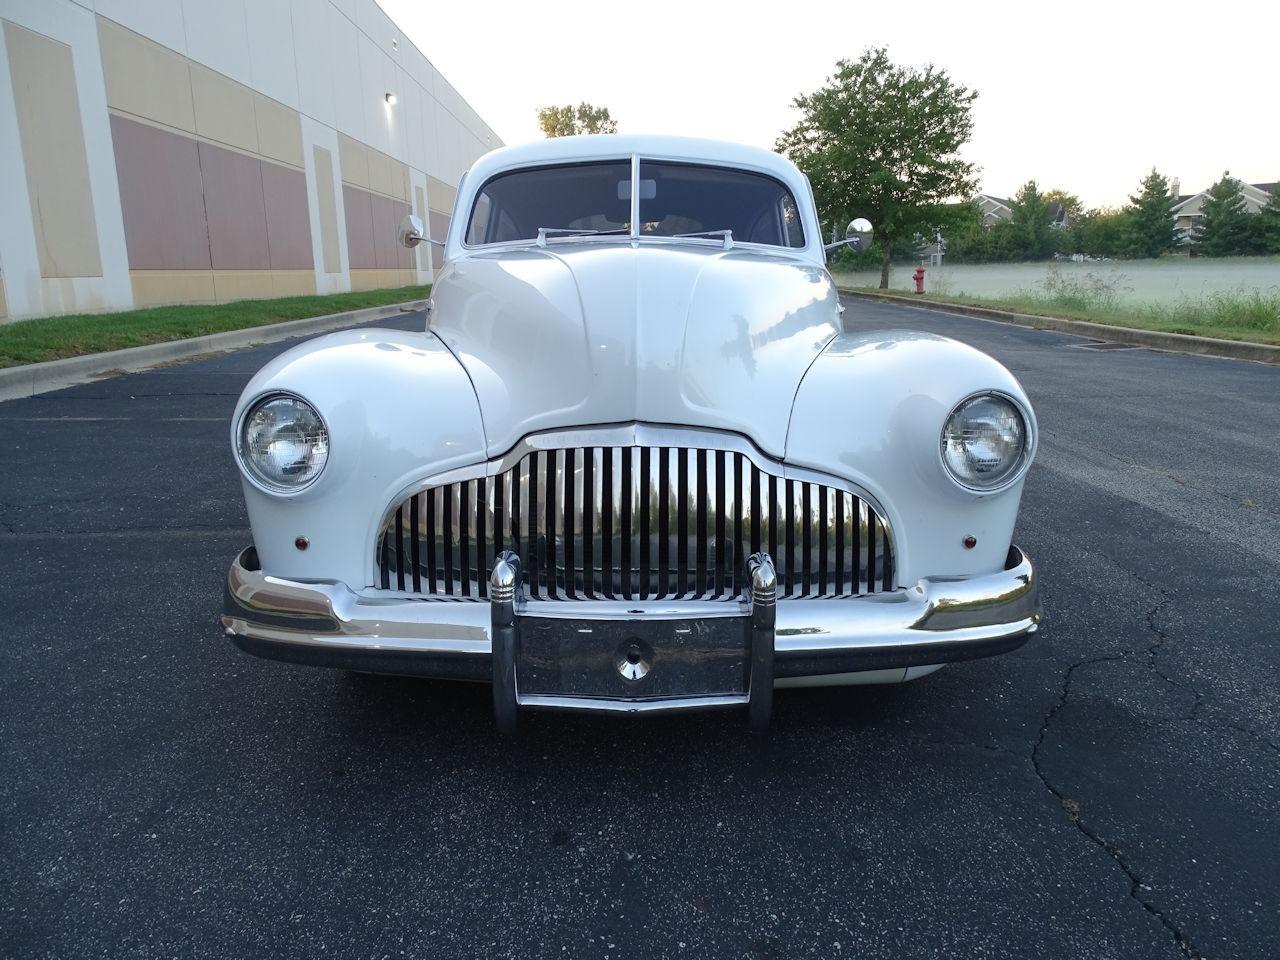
[429,243,840,458]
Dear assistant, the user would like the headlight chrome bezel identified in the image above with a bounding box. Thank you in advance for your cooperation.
[939,390,1036,494]
[235,390,331,496]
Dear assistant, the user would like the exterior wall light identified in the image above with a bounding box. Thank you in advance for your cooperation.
[385,92,396,105]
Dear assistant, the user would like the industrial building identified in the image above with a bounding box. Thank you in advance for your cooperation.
[0,0,500,320]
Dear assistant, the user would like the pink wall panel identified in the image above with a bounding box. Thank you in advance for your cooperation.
[343,185,376,269]
[370,193,412,269]
[109,114,211,270]
[199,141,270,270]
[261,162,314,270]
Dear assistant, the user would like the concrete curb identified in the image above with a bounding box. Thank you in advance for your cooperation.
[839,289,1280,365]
[0,299,428,402]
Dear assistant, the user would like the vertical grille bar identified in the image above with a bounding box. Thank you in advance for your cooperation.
[783,478,795,597]
[410,496,421,593]
[701,450,711,599]
[676,448,689,597]
[817,485,828,596]
[834,491,845,595]
[458,481,470,597]
[800,483,812,597]
[543,450,555,598]
[657,447,670,598]
[621,447,633,599]
[600,447,612,597]
[713,449,725,597]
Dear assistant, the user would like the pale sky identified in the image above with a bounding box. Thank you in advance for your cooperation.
[382,0,1278,209]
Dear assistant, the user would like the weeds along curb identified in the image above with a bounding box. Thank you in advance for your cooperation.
[839,289,1280,365]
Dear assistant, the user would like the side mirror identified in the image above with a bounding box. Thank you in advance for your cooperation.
[824,217,874,253]
[398,213,427,249]
[846,218,873,252]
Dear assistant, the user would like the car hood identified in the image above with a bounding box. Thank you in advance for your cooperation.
[429,243,840,458]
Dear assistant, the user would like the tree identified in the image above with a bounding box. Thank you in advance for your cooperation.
[1194,173,1253,256]
[1251,183,1280,254]
[776,47,979,288]
[1078,208,1129,258]
[1009,181,1055,260]
[536,102,618,137]
[1125,168,1179,258]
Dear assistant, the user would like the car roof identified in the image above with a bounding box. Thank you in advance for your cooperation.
[464,135,806,193]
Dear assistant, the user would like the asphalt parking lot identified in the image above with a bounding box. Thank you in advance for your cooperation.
[2,297,1277,959]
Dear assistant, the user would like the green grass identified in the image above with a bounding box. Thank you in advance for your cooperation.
[843,285,1280,346]
[0,285,431,368]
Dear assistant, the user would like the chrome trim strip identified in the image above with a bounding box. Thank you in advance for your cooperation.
[517,694,749,715]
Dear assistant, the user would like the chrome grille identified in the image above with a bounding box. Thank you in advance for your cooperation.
[376,437,893,601]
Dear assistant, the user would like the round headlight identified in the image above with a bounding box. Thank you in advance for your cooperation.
[940,392,1032,491]
[238,393,329,492]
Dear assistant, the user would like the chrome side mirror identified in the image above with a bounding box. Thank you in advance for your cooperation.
[846,217,873,252]
[824,217,874,253]
[398,213,426,249]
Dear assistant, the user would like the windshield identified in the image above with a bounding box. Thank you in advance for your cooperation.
[464,159,805,248]
[637,161,804,247]
[465,161,631,245]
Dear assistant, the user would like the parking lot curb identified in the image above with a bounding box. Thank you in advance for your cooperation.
[0,299,428,402]
[839,289,1280,365]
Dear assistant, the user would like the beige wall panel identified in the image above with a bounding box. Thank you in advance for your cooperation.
[427,176,457,215]
[428,211,450,269]
[313,146,341,274]
[213,270,275,302]
[368,150,407,200]
[338,133,369,188]
[130,270,216,306]
[4,21,102,279]
[254,94,304,168]
[190,63,258,154]
[97,17,194,132]
[270,270,317,299]
[348,268,380,291]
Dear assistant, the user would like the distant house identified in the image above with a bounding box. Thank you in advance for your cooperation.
[1171,179,1277,247]
[975,194,1012,228]
[974,193,1070,230]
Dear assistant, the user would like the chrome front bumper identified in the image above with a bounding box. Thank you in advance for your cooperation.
[222,545,1040,725]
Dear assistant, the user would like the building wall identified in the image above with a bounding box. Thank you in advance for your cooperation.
[0,0,500,320]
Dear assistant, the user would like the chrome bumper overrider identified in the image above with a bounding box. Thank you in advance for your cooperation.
[223,545,1040,728]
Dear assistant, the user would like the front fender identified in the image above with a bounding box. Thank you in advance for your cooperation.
[231,328,486,587]
[786,330,1036,585]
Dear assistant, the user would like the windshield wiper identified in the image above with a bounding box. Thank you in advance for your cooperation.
[535,226,630,247]
[672,229,734,250]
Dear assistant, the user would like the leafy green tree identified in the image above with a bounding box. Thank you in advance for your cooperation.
[1078,208,1129,258]
[1194,173,1253,256]
[776,47,979,288]
[1009,181,1055,260]
[1251,183,1280,254]
[1125,168,1179,258]
[536,102,618,137]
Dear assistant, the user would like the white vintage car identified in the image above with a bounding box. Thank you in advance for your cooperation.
[222,135,1040,731]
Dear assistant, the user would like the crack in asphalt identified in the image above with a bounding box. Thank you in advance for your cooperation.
[1031,565,1207,959]
[1031,651,1203,959]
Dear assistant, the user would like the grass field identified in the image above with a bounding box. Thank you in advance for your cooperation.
[0,285,430,369]
[834,259,1280,345]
